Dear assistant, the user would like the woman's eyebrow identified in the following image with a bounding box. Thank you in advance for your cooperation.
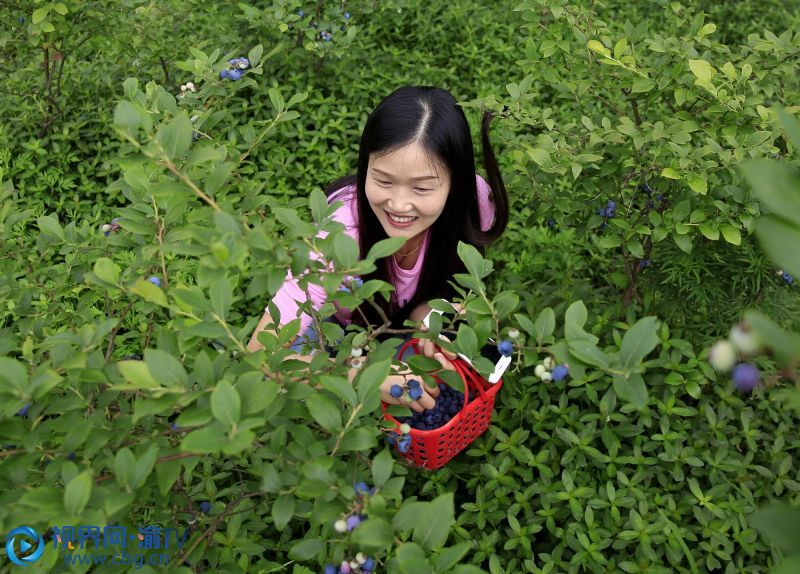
[372,168,439,181]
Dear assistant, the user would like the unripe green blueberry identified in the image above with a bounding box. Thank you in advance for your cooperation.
[541,371,552,382]
[708,340,737,373]
[400,423,411,434]
[350,347,363,358]
[534,364,546,378]
[101,224,111,232]
[543,356,554,370]
[729,325,759,355]
[334,519,347,533]
[508,328,520,339]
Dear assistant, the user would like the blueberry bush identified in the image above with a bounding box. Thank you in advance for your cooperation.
[0,1,798,573]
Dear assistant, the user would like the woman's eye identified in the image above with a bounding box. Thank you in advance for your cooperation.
[377,180,391,185]
[415,188,432,192]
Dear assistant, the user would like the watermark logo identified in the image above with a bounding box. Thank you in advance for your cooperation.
[5,526,45,567]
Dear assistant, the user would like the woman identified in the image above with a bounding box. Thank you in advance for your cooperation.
[247,86,508,412]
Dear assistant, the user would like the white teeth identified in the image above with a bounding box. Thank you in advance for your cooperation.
[387,211,417,223]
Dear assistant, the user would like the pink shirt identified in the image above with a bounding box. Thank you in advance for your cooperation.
[268,174,496,335]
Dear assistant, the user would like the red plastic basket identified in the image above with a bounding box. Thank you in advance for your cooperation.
[381,337,504,469]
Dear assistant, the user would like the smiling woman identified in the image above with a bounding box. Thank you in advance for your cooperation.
[247,85,509,410]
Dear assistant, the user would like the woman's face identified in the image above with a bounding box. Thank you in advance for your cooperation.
[365,141,451,243]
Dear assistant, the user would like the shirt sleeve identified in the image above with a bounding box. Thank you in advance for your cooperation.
[476,174,496,232]
[267,187,357,335]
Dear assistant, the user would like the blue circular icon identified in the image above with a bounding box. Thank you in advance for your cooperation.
[6,526,44,566]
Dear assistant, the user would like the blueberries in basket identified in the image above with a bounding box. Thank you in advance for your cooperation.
[397,383,467,431]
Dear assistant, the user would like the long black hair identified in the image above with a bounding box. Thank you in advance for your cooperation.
[324,86,509,333]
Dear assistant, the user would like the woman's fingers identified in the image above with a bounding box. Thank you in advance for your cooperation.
[416,391,436,411]
[434,352,456,371]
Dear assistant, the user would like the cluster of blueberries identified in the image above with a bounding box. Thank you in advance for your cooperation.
[638,259,651,271]
[777,269,794,285]
[298,9,351,41]
[219,57,249,81]
[326,482,376,573]
[597,199,617,219]
[708,325,763,392]
[100,218,121,237]
[639,182,665,207]
[394,383,473,432]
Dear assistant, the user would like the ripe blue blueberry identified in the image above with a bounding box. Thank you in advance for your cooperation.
[297,10,305,16]
[546,218,556,228]
[19,16,25,24]
[782,272,793,285]
[228,69,242,81]
[353,278,363,287]
[346,515,361,530]
[551,364,569,381]
[732,363,759,392]
[389,384,403,398]
[362,558,375,571]
[656,193,664,201]
[639,182,653,196]
[344,12,351,19]
[199,501,212,513]
[638,259,651,270]
[498,339,514,357]
[16,403,30,417]
[67,452,77,461]
[607,200,616,209]
[407,379,420,389]
[219,69,229,79]
[148,276,161,287]
[408,387,423,400]
[597,207,607,217]
[237,57,249,69]
[354,482,370,496]
[324,565,336,574]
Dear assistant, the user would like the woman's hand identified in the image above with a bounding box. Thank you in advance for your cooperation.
[413,302,464,371]
[380,372,440,412]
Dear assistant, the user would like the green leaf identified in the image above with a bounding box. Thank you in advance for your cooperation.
[32,7,49,24]
[366,236,405,260]
[750,503,800,553]
[272,494,295,531]
[457,241,492,279]
[534,308,555,340]
[181,424,228,454]
[741,160,800,225]
[351,517,394,549]
[413,492,455,550]
[564,301,597,343]
[37,214,65,241]
[287,538,324,561]
[687,174,707,194]
[397,543,434,574]
[688,59,714,83]
[333,233,359,268]
[587,40,606,54]
[144,349,188,388]
[268,87,285,113]
[130,445,159,489]
[318,375,358,406]
[754,216,800,277]
[720,224,741,246]
[211,380,241,425]
[568,341,610,368]
[661,168,680,180]
[117,360,158,389]
[435,543,471,572]
[156,111,193,160]
[673,233,693,253]
[305,393,342,432]
[309,188,328,225]
[247,44,264,66]
[94,258,120,285]
[338,427,376,452]
[619,317,659,371]
[114,448,136,491]
[355,358,391,410]
[130,278,168,307]
[613,373,648,410]
[454,323,478,358]
[64,471,92,515]
[371,448,394,487]
[210,276,233,319]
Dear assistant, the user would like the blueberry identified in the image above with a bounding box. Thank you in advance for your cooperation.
[237,57,249,69]
[546,218,556,228]
[607,200,616,209]
[597,208,607,217]
[19,16,25,24]
[340,25,345,31]
[639,182,653,195]
[408,387,422,400]
[199,501,212,513]
[389,384,403,398]
[782,272,793,285]
[148,276,161,287]
[497,340,514,357]
[362,557,375,571]
[219,69,229,79]
[325,565,336,574]
[346,515,361,530]
[656,193,664,201]
[171,422,179,431]
[344,12,351,19]
[732,363,759,392]
[551,364,569,381]
[297,10,305,16]
[385,434,396,446]
[67,452,77,461]
[638,259,651,270]
[16,403,30,417]
[354,482,370,496]
[407,379,420,389]
[227,69,242,81]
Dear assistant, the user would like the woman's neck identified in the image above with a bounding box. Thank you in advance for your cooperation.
[393,230,427,270]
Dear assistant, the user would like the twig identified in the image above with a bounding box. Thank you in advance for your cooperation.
[105,301,136,362]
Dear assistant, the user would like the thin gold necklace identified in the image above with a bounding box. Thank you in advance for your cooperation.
[394,239,422,259]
